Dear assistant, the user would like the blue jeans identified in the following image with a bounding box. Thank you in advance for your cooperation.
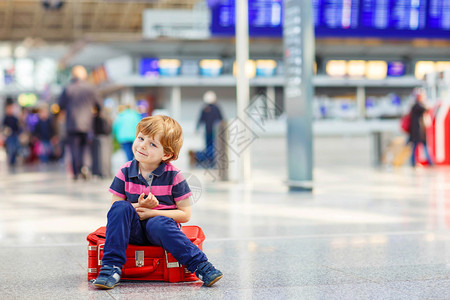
[411,142,433,166]
[195,132,216,168]
[102,201,207,272]
[5,134,19,166]
[205,131,215,159]
[38,140,52,163]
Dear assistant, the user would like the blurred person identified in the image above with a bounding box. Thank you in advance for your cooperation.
[58,65,102,179]
[191,91,223,167]
[112,105,141,162]
[33,103,55,163]
[408,92,433,167]
[91,104,112,178]
[137,100,149,118]
[92,115,223,289]
[2,100,21,167]
[20,107,39,163]
[52,111,66,162]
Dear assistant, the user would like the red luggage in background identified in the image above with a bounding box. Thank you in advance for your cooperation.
[87,226,205,282]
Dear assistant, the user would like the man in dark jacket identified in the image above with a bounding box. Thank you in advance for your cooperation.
[409,93,433,167]
[195,91,223,166]
[58,65,102,179]
[2,100,20,167]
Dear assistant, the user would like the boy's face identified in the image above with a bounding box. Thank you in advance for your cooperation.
[132,132,172,168]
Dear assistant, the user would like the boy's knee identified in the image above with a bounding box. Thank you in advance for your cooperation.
[151,216,173,227]
[108,201,134,216]
[147,216,175,236]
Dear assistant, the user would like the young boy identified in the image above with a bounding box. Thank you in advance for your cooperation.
[93,115,223,289]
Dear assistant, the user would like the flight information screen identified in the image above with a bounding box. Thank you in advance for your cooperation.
[209,0,450,38]
[360,0,427,31]
[209,0,283,37]
[314,0,440,38]
[428,0,450,30]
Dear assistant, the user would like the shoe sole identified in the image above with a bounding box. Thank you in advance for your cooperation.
[205,274,223,287]
[93,282,119,289]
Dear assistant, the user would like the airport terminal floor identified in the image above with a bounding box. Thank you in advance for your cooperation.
[0,135,449,299]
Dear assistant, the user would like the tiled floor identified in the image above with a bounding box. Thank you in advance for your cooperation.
[0,134,449,299]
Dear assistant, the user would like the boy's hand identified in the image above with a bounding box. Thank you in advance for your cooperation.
[135,207,157,220]
[138,193,159,209]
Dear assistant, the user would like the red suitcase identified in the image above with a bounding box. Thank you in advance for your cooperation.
[87,225,205,283]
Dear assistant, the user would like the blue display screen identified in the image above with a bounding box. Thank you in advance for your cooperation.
[209,0,283,37]
[209,0,450,39]
[140,58,159,77]
[387,61,406,76]
[314,0,448,38]
[427,0,450,30]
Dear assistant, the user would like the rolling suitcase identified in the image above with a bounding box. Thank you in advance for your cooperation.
[87,225,205,283]
[393,144,412,167]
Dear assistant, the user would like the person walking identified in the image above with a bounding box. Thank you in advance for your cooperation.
[58,65,102,179]
[2,100,21,168]
[193,91,223,167]
[408,92,433,167]
[91,104,112,178]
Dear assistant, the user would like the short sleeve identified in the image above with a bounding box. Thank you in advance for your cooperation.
[109,168,126,199]
[172,172,192,202]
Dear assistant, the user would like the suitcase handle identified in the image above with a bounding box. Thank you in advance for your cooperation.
[189,237,201,245]
[121,259,160,277]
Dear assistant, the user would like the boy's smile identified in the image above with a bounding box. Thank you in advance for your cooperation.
[135,149,147,157]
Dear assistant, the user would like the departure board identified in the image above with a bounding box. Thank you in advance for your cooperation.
[314,0,359,29]
[428,0,450,30]
[360,0,427,30]
[209,0,283,37]
[209,0,450,39]
[314,0,449,38]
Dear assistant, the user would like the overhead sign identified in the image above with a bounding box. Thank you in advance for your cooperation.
[210,0,450,38]
[209,0,283,37]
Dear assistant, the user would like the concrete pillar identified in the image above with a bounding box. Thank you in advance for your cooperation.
[284,0,315,191]
[170,86,181,121]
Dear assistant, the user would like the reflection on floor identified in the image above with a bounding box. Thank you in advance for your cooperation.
[0,135,449,299]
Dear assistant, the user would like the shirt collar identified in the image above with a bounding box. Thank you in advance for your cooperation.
[129,159,166,178]
[129,159,140,178]
[152,162,166,177]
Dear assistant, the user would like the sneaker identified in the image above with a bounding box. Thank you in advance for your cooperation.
[195,261,223,287]
[93,265,122,289]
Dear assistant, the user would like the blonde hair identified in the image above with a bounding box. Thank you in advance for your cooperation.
[136,115,183,162]
[71,65,87,80]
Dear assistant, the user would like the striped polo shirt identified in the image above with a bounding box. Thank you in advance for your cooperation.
[109,160,192,210]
